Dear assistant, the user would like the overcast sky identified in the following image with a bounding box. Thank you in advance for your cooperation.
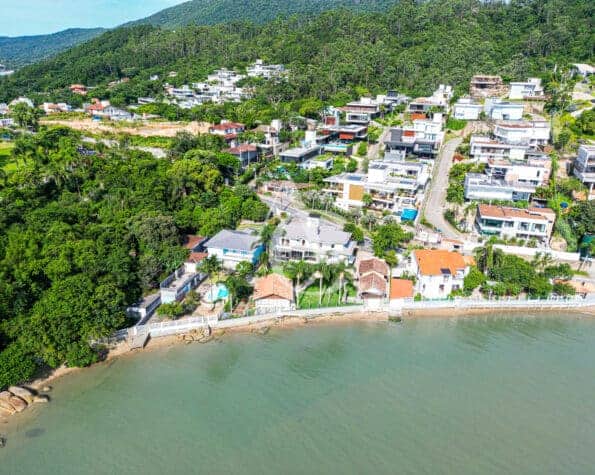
[1,0,184,37]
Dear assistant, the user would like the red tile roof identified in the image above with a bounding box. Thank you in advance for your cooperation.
[358,258,389,278]
[478,204,549,221]
[226,144,257,154]
[253,274,294,302]
[414,250,467,276]
[390,279,414,299]
[184,235,207,250]
[359,273,388,296]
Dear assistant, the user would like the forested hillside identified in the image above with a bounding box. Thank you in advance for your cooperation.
[0,28,106,69]
[129,0,397,28]
[0,128,269,388]
[1,0,592,104]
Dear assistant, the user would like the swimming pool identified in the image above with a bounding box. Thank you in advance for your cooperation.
[204,283,229,303]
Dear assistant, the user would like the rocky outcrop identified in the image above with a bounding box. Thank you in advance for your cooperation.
[0,386,50,418]
[177,327,213,344]
[8,386,34,404]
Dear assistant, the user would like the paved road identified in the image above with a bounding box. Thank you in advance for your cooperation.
[423,137,464,240]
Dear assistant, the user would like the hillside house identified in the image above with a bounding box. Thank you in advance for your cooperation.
[509,78,545,100]
[475,204,555,243]
[469,75,507,99]
[573,145,595,199]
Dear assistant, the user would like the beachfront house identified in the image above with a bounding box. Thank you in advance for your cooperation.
[412,250,471,299]
[160,265,203,304]
[356,257,390,301]
[205,229,264,270]
[253,273,295,314]
[273,216,356,264]
[475,204,555,243]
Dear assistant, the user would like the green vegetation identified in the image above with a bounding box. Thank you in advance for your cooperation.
[1,0,593,106]
[298,282,356,309]
[446,162,485,204]
[470,246,577,298]
[129,0,396,29]
[0,126,270,389]
[445,117,467,131]
[0,28,106,69]
[372,223,413,258]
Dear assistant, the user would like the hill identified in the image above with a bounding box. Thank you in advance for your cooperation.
[0,0,592,104]
[129,0,398,28]
[0,28,106,69]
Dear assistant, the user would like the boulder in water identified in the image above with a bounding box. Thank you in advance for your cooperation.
[42,386,52,393]
[0,393,16,415]
[8,386,34,405]
[33,395,50,404]
[8,396,27,413]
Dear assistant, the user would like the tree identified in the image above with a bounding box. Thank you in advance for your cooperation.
[283,260,311,303]
[315,262,334,306]
[372,223,412,257]
[464,267,486,293]
[10,102,41,130]
[225,274,252,310]
[157,302,186,319]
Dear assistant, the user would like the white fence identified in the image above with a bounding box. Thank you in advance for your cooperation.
[101,297,594,345]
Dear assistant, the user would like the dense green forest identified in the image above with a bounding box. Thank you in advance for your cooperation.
[0,28,106,69]
[1,0,593,104]
[0,127,269,388]
[128,0,398,29]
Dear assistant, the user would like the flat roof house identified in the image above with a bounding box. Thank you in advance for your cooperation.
[509,78,545,100]
[493,121,550,147]
[273,216,356,264]
[205,229,264,270]
[253,273,295,314]
[412,250,471,299]
[475,204,555,243]
[484,98,524,121]
[453,98,483,120]
[464,173,536,202]
[573,145,595,199]
[470,136,528,162]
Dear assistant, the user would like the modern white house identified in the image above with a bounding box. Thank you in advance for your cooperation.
[323,158,427,220]
[412,250,472,299]
[475,204,555,243]
[573,145,595,198]
[301,155,334,171]
[127,293,161,323]
[470,136,528,162]
[452,98,483,120]
[485,156,551,188]
[493,121,550,147]
[273,216,356,264]
[509,78,545,100]
[205,229,264,270]
[247,59,286,79]
[253,273,295,314]
[464,173,536,202]
[384,116,445,159]
[408,84,453,113]
[484,98,524,121]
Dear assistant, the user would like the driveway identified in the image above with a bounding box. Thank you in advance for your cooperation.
[422,137,464,240]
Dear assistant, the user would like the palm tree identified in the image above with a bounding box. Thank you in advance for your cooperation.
[315,262,333,306]
[199,255,222,301]
[284,260,312,304]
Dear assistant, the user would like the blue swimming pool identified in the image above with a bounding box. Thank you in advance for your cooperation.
[204,284,229,303]
[401,208,418,222]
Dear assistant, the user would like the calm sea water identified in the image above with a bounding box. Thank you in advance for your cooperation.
[2,314,595,475]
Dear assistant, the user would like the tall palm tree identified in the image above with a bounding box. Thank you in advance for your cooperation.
[283,260,311,304]
[315,262,333,306]
[199,255,222,301]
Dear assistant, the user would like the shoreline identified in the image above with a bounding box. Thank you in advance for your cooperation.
[24,305,595,388]
[2,306,594,429]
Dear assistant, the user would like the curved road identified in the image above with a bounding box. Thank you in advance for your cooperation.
[423,137,463,240]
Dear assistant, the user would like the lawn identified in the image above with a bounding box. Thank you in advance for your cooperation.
[298,282,357,309]
[0,142,16,173]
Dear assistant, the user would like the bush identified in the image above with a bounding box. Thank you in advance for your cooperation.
[158,302,186,319]
[464,267,486,293]
[414,293,422,301]
[446,117,467,131]
[0,343,38,390]
[66,343,99,368]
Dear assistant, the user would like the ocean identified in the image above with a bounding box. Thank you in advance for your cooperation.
[1,313,595,474]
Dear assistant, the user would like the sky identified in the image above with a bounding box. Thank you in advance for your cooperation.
[0,0,185,37]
